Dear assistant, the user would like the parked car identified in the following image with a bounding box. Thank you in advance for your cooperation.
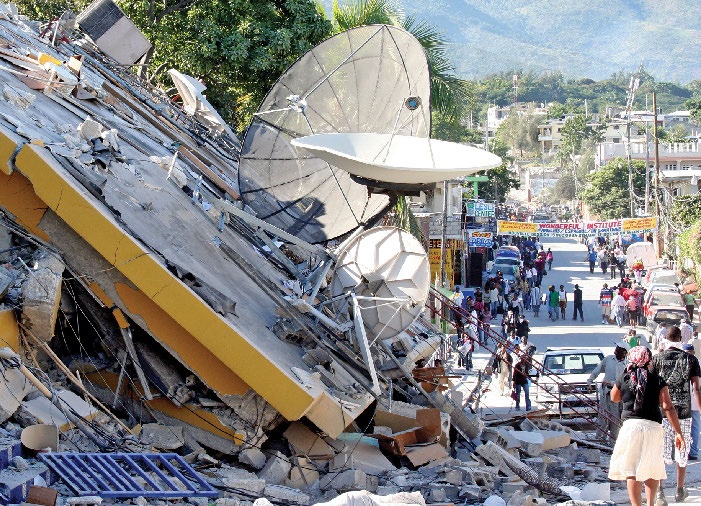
[534,348,604,415]
[645,306,689,333]
[643,289,685,323]
[495,246,521,260]
[645,269,681,288]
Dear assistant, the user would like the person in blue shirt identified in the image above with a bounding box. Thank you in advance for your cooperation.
[588,249,598,273]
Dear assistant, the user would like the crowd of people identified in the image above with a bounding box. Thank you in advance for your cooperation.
[442,234,701,504]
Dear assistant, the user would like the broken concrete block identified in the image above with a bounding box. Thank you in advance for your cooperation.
[502,479,528,495]
[539,430,570,451]
[21,256,64,343]
[459,484,481,501]
[19,390,97,431]
[77,116,103,140]
[554,446,601,464]
[238,447,266,470]
[217,466,266,494]
[319,469,367,491]
[264,484,311,505]
[0,366,33,423]
[285,456,319,489]
[508,431,544,457]
[425,483,459,502]
[139,423,184,450]
[330,442,395,475]
[257,451,292,485]
[545,461,574,480]
[284,422,335,458]
[365,474,378,493]
[438,468,462,486]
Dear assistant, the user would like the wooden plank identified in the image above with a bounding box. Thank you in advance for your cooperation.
[178,145,240,200]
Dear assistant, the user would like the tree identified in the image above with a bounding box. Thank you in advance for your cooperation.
[330,0,474,124]
[14,0,332,131]
[494,112,539,157]
[672,194,701,228]
[553,173,576,201]
[580,157,645,219]
[685,95,701,123]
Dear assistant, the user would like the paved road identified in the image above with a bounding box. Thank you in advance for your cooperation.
[515,237,635,353]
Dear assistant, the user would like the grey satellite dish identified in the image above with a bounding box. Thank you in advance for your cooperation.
[238,25,431,244]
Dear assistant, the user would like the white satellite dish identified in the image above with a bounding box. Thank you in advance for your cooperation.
[330,227,430,340]
[292,133,502,185]
[168,69,238,143]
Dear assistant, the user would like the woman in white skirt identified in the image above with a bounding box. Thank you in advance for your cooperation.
[609,346,685,506]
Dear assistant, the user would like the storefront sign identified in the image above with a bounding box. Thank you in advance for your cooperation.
[469,231,493,247]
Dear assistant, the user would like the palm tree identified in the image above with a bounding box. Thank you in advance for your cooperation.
[328,0,474,123]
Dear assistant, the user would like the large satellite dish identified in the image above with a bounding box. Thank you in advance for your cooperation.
[238,25,431,244]
[292,133,503,185]
[330,227,429,340]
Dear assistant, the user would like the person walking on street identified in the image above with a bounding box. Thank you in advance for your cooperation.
[608,346,685,506]
[516,314,530,340]
[680,318,694,345]
[625,295,639,328]
[611,289,626,327]
[683,343,700,462]
[572,284,584,321]
[558,284,568,320]
[531,284,542,317]
[683,291,696,321]
[651,325,701,505]
[587,342,628,441]
[588,249,598,273]
[599,283,613,324]
[598,248,609,276]
[548,285,560,321]
[609,251,618,279]
[512,353,532,411]
[546,248,554,271]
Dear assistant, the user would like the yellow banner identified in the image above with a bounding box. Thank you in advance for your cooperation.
[497,221,538,234]
[429,248,453,284]
[622,217,657,232]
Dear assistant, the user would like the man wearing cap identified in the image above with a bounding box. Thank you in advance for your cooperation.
[572,284,583,322]
[587,342,628,441]
[652,325,701,504]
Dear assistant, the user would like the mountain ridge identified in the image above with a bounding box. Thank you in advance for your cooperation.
[322,0,701,83]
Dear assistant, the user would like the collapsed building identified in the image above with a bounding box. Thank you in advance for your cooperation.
[0,2,619,505]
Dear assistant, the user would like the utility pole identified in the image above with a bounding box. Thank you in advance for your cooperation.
[625,66,642,217]
[653,92,662,257]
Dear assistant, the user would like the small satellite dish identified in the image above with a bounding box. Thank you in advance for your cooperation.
[330,227,429,340]
[292,133,502,185]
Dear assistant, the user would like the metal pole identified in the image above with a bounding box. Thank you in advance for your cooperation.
[645,120,650,215]
[439,180,449,288]
[653,92,662,257]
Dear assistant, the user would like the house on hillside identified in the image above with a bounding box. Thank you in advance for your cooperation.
[487,102,548,136]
